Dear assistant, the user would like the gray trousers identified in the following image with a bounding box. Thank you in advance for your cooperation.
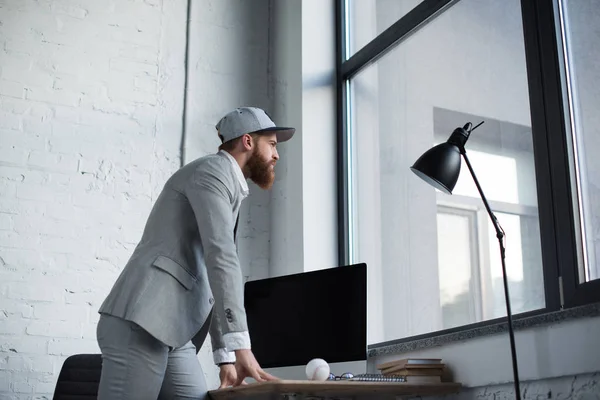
[96,314,208,400]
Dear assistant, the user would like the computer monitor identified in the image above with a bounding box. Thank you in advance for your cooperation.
[244,263,367,380]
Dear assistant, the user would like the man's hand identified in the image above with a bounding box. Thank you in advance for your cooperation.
[219,364,245,388]
[234,349,278,386]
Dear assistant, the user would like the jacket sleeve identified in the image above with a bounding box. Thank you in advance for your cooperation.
[210,309,235,364]
[210,303,252,364]
[185,160,251,357]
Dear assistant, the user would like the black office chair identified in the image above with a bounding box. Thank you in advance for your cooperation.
[53,354,102,400]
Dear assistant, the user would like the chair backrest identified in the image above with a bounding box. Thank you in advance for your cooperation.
[53,354,102,400]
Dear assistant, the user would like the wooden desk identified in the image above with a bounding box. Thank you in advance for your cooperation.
[209,380,462,400]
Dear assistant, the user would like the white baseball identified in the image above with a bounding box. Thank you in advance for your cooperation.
[305,358,330,381]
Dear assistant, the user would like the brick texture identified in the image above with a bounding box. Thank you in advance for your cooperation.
[0,0,187,397]
[0,0,276,397]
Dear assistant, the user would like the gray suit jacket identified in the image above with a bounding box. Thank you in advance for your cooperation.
[99,151,248,354]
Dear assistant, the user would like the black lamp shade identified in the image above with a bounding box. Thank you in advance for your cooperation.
[410,142,461,194]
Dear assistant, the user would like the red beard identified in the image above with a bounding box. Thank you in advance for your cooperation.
[247,149,275,190]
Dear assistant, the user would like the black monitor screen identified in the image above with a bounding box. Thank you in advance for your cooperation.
[244,263,367,368]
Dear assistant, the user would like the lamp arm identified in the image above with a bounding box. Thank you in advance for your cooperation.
[459,148,504,240]
[459,146,522,400]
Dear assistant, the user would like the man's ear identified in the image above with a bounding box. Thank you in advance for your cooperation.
[241,134,254,150]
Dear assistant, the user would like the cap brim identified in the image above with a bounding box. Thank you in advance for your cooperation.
[253,126,296,143]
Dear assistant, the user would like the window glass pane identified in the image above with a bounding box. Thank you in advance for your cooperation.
[452,150,519,204]
[487,212,545,318]
[349,0,545,344]
[437,210,477,329]
[347,0,423,58]
[559,0,600,282]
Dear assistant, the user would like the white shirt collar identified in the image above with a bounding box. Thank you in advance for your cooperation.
[219,150,249,197]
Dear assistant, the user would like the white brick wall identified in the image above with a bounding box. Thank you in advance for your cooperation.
[0,0,189,398]
[0,0,278,396]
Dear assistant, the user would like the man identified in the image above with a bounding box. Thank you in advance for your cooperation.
[96,107,295,399]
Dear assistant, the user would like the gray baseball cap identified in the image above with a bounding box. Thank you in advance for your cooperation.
[215,107,295,144]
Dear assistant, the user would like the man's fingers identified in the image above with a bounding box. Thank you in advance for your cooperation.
[219,379,230,389]
[219,377,235,389]
[260,370,279,381]
[233,375,244,387]
[251,369,265,383]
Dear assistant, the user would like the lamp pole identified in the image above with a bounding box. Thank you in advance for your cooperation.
[411,122,522,399]
[458,144,522,400]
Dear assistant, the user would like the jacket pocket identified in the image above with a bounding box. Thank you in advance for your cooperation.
[152,255,196,290]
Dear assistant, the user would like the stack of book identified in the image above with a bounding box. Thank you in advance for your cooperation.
[376,358,446,383]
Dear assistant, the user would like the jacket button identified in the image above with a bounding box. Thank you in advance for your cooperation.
[209,298,214,305]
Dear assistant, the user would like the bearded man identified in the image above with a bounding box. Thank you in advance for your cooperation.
[96,107,295,399]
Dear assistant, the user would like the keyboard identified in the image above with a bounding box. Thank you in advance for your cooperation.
[348,374,406,382]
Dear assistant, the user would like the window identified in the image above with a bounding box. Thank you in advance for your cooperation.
[346,0,544,344]
[436,111,545,322]
[436,207,479,329]
[558,0,600,284]
[337,0,600,347]
[347,0,424,57]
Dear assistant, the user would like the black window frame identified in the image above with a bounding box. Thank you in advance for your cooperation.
[336,0,600,349]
